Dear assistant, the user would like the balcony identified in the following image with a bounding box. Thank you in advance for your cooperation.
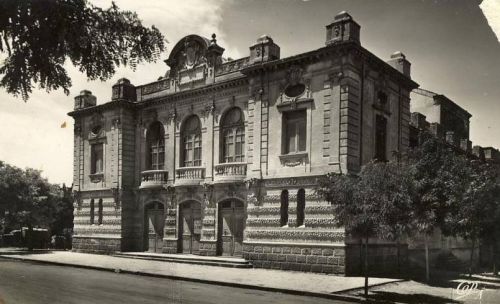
[175,167,205,186]
[140,170,169,189]
[214,162,247,183]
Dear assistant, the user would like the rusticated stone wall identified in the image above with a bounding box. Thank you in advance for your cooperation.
[72,192,123,253]
[243,182,348,274]
[72,236,121,254]
[243,243,346,274]
[199,241,217,256]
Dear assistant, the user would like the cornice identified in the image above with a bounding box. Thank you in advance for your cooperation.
[136,76,248,108]
[240,40,419,90]
[67,99,135,118]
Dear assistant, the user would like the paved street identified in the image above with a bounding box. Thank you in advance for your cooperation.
[0,260,350,304]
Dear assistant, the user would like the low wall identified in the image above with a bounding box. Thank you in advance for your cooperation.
[243,243,346,274]
[72,236,121,254]
[345,243,408,276]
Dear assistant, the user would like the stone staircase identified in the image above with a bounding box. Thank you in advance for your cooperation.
[113,252,253,268]
[434,251,468,272]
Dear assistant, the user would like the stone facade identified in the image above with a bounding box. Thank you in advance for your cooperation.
[68,12,418,275]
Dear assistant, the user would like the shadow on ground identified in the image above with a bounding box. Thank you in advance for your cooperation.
[0,249,55,255]
[356,291,458,304]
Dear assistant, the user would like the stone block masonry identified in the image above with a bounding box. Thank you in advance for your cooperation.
[243,243,346,274]
[72,236,121,254]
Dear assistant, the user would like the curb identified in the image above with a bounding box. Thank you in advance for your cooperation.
[332,279,407,294]
[0,254,366,303]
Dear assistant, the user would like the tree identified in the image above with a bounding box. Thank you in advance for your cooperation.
[404,133,455,282]
[441,156,500,277]
[317,161,413,296]
[0,161,73,250]
[0,0,165,100]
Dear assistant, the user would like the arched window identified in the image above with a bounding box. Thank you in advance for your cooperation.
[147,122,165,170]
[280,190,289,227]
[221,107,245,163]
[182,116,202,167]
[90,199,95,225]
[297,189,305,227]
[98,199,103,225]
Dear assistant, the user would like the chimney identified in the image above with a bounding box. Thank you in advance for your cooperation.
[112,78,136,101]
[410,112,429,130]
[249,35,280,64]
[460,139,472,154]
[445,131,456,146]
[429,123,442,138]
[74,90,96,110]
[326,11,360,45]
[472,146,485,161]
[387,51,411,78]
[483,147,500,163]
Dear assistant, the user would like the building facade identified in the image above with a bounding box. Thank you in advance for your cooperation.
[68,12,418,275]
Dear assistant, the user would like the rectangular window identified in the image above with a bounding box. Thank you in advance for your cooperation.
[150,144,165,170]
[284,110,307,154]
[183,134,202,167]
[91,143,104,174]
[375,115,387,161]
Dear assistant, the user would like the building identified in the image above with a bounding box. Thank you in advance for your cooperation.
[410,88,472,149]
[68,12,418,275]
[409,88,500,271]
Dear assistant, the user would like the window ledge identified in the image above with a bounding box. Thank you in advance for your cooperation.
[277,98,313,111]
[89,173,104,183]
[279,152,308,167]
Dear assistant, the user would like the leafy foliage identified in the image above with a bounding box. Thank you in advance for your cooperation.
[317,161,413,241]
[0,161,73,234]
[318,132,500,280]
[0,0,165,100]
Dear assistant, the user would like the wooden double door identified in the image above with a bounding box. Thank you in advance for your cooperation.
[179,201,202,254]
[218,200,245,257]
[145,202,165,253]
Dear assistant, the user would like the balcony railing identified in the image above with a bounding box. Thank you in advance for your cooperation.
[140,170,169,189]
[214,162,247,183]
[175,167,205,185]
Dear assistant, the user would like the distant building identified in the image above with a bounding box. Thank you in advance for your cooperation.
[68,12,418,275]
[409,88,500,271]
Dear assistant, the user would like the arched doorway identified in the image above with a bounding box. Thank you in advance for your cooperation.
[144,202,165,253]
[217,200,245,257]
[179,201,202,254]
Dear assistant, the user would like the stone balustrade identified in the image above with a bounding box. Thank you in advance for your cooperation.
[139,170,169,188]
[214,162,247,183]
[175,167,205,186]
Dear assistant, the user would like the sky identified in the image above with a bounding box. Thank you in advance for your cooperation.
[0,0,499,185]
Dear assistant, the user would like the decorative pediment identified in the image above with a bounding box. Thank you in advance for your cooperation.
[165,35,211,73]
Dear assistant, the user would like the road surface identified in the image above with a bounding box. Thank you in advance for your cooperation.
[0,259,350,304]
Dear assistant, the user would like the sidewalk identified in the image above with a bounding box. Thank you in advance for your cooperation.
[0,248,400,301]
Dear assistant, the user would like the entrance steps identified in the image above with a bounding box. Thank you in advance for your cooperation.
[113,252,253,268]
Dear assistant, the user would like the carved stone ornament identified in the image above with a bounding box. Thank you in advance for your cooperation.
[280,65,311,105]
[89,173,104,183]
[112,118,121,129]
[88,113,105,139]
[264,176,320,188]
[90,113,104,128]
[200,103,215,119]
[285,65,304,87]
[279,152,308,167]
